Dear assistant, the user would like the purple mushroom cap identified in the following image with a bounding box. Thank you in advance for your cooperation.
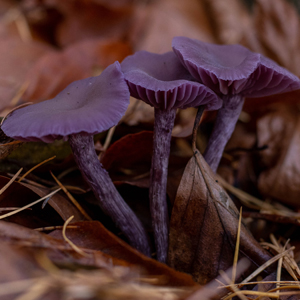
[2,62,130,143]
[172,37,300,97]
[120,51,222,111]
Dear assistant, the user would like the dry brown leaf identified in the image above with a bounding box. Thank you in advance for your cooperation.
[22,38,132,102]
[257,104,300,207]
[45,0,133,47]
[132,0,215,53]
[202,0,252,44]
[102,131,153,176]
[0,175,85,227]
[249,0,300,75]
[49,220,198,287]
[168,151,272,284]
[0,36,51,113]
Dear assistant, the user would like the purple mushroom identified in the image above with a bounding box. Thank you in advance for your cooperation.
[172,37,300,172]
[1,62,151,256]
[121,51,221,262]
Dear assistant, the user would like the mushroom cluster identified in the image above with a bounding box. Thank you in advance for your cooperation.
[121,51,221,262]
[172,37,300,172]
[2,37,300,264]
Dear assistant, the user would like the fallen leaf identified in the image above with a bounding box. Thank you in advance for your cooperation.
[102,131,153,178]
[0,36,51,113]
[250,0,300,75]
[168,150,272,284]
[47,0,133,47]
[203,0,252,44]
[23,38,132,102]
[0,175,85,227]
[132,0,215,53]
[49,220,198,287]
[257,104,300,207]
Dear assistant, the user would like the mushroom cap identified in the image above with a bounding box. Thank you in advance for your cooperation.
[172,37,300,97]
[120,51,221,110]
[2,62,130,143]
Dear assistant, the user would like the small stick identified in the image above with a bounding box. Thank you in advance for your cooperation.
[192,106,205,152]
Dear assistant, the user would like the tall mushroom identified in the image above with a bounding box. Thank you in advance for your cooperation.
[121,51,221,262]
[1,62,151,256]
[172,37,300,172]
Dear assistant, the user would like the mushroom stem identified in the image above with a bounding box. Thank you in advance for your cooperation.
[68,133,151,256]
[203,95,244,173]
[150,108,176,263]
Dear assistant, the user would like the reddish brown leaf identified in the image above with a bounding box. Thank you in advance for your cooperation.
[132,0,215,53]
[257,104,300,207]
[21,182,86,222]
[168,151,271,284]
[101,131,153,176]
[47,0,133,47]
[203,0,252,44]
[0,36,51,113]
[250,0,300,75]
[0,176,85,227]
[49,220,197,287]
[23,38,132,102]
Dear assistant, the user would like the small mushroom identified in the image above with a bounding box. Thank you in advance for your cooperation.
[1,62,151,256]
[172,37,300,172]
[121,51,221,262]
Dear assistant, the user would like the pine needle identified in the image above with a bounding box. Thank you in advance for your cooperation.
[1,102,33,125]
[241,247,295,284]
[50,172,92,221]
[18,156,56,183]
[232,206,242,283]
[0,168,23,196]
[62,216,89,257]
[0,188,61,220]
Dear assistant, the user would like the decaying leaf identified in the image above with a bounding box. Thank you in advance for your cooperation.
[257,104,300,207]
[203,0,252,44]
[47,0,134,47]
[50,220,198,287]
[249,0,300,75]
[168,150,271,284]
[0,175,85,227]
[101,131,153,178]
[0,36,51,114]
[23,38,132,102]
[133,0,215,53]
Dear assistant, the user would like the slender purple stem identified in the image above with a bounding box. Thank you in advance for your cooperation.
[203,95,244,173]
[68,133,151,256]
[150,108,176,263]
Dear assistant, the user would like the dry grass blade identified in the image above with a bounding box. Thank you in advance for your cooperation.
[216,174,299,217]
[10,81,30,107]
[18,156,56,183]
[220,280,300,289]
[232,206,242,283]
[98,126,116,160]
[224,289,300,299]
[241,247,295,284]
[0,188,61,220]
[0,140,22,147]
[0,102,33,125]
[0,278,46,298]
[62,215,90,257]
[50,171,92,221]
[219,270,248,300]
[34,225,79,231]
[261,235,300,281]
[14,278,50,300]
[0,168,23,195]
